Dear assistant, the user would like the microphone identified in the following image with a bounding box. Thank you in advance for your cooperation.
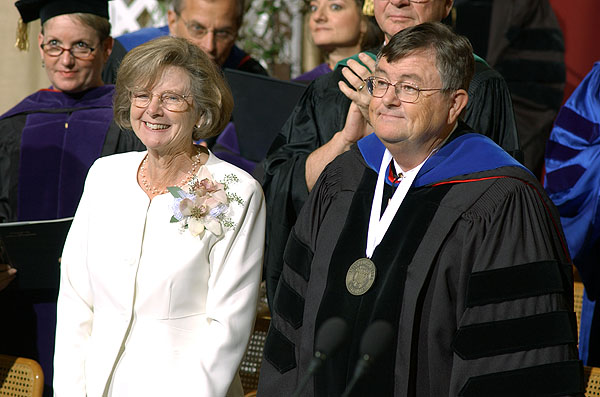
[341,320,394,397]
[291,317,348,397]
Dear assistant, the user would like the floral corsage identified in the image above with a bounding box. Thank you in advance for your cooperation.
[168,167,243,238]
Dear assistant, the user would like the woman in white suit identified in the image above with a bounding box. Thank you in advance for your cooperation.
[53,36,265,396]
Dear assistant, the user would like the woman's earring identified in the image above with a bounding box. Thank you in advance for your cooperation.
[41,60,45,68]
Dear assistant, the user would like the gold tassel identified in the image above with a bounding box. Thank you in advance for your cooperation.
[15,18,29,51]
[362,0,374,16]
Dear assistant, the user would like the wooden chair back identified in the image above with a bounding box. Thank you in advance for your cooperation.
[584,366,600,396]
[575,281,584,336]
[239,315,270,395]
[0,354,44,397]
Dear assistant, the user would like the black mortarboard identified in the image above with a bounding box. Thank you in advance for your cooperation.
[15,0,110,24]
[14,0,110,50]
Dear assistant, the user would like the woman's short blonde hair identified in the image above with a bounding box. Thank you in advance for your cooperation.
[113,36,233,141]
[41,13,111,42]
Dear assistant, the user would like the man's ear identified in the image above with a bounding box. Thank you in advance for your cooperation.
[447,89,468,125]
[167,9,178,35]
[444,0,454,19]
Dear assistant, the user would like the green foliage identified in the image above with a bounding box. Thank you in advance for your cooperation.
[239,0,293,67]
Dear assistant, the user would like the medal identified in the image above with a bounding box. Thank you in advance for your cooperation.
[351,151,424,297]
[346,258,377,296]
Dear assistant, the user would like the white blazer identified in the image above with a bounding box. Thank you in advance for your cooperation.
[53,151,265,397]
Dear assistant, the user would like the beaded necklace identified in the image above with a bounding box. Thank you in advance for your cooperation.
[139,150,203,195]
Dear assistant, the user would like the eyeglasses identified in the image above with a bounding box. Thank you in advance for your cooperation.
[131,91,193,112]
[366,76,446,103]
[40,42,96,59]
[178,16,236,42]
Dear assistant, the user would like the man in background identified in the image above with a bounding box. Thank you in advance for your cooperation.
[102,0,267,83]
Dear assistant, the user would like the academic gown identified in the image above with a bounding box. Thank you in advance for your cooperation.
[545,62,600,365]
[453,0,565,179]
[262,54,522,305]
[294,63,332,83]
[258,123,582,396]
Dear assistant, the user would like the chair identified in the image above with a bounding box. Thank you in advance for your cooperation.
[575,281,585,336]
[0,354,44,397]
[584,366,600,396]
[239,315,270,395]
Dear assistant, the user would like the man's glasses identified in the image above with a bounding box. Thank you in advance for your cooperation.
[179,16,236,42]
[130,91,192,112]
[40,42,96,59]
[366,76,445,103]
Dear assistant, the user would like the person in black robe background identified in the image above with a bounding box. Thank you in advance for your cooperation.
[451,0,565,179]
[258,22,581,396]
[262,0,521,307]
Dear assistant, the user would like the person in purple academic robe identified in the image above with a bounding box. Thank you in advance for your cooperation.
[0,1,144,223]
[0,1,144,394]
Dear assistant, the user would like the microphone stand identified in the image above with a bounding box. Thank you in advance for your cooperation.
[291,351,327,397]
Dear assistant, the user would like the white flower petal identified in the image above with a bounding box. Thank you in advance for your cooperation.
[188,218,205,237]
[212,189,228,204]
[205,218,222,236]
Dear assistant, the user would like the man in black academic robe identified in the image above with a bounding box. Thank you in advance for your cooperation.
[258,23,582,396]
[262,0,521,305]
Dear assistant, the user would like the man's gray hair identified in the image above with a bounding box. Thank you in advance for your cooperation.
[378,22,474,92]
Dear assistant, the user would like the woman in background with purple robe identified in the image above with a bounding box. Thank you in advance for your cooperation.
[0,0,144,223]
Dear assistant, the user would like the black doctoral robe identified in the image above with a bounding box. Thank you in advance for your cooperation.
[262,55,522,305]
[258,124,582,396]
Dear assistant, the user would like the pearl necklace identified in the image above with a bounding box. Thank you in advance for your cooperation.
[139,150,203,195]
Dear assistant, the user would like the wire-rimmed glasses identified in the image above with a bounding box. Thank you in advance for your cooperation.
[40,42,96,59]
[130,91,193,112]
[365,76,445,103]
[178,16,236,42]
